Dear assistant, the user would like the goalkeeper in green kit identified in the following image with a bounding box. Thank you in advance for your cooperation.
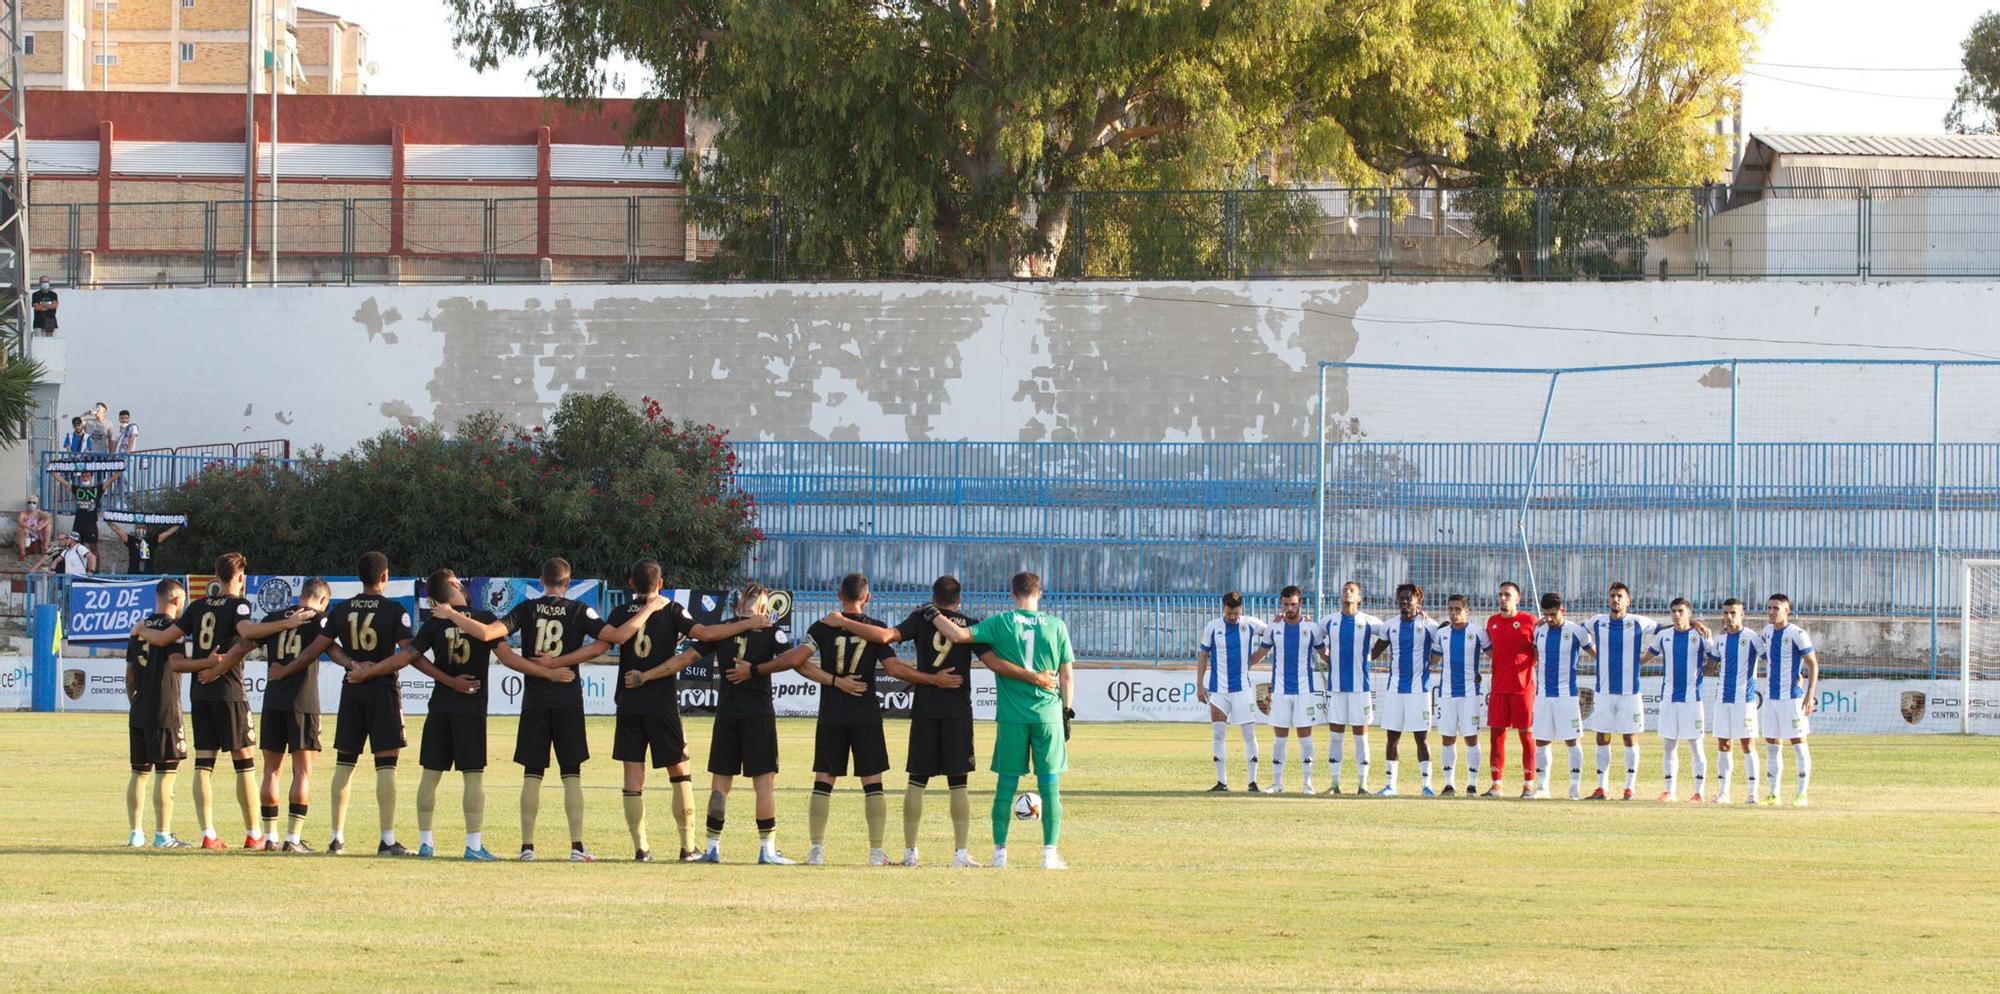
[932,571,1075,870]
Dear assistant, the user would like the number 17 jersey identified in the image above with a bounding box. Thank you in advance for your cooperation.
[807,613,895,724]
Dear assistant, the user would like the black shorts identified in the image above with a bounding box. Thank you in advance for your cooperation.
[906,715,976,778]
[612,712,687,768]
[334,687,406,754]
[129,724,187,767]
[813,719,890,778]
[515,705,589,770]
[421,712,488,772]
[190,700,254,753]
[707,714,779,777]
[259,710,321,754]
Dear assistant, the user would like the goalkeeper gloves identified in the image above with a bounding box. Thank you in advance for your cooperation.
[1063,707,1075,741]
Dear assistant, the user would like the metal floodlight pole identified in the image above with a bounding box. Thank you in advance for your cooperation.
[268,0,279,286]
[1930,364,1942,679]
[241,0,256,285]
[1314,363,1328,619]
[1518,371,1561,608]
[3,0,31,360]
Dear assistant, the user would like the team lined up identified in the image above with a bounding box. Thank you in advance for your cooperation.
[122,553,1079,869]
[1196,581,1822,804]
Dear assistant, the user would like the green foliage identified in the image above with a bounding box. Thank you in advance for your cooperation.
[1949,12,2000,134]
[0,356,47,445]
[148,394,759,585]
[448,0,1551,277]
[1454,0,1768,276]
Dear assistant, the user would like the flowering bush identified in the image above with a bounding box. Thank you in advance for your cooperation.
[152,393,759,584]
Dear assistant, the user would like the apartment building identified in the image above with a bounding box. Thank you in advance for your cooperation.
[21,0,369,95]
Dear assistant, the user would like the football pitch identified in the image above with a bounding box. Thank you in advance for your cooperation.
[1,715,1995,993]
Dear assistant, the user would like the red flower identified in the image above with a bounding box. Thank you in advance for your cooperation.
[533,426,544,434]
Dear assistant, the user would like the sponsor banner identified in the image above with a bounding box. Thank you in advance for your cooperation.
[0,658,30,710]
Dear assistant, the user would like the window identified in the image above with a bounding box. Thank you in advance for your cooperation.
[181,0,196,7]
[20,35,32,57]
[93,53,117,67]
[180,42,195,62]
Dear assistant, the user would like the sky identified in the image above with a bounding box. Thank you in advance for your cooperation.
[337,0,1993,136]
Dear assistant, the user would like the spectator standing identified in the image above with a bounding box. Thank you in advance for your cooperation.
[64,417,88,453]
[36,531,95,577]
[109,519,178,574]
[31,277,57,337]
[84,404,115,452]
[69,472,102,552]
[16,497,52,561]
[115,410,140,453]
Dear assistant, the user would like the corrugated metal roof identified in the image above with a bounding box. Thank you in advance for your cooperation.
[2,140,99,174]
[111,141,249,176]
[259,143,392,179]
[404,144,538,180]
[1754,132,2000,159]
[549,144,682,183]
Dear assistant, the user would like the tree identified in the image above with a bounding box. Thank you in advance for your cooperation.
[1948,12,2000,134]
[1453,0,1769,276]
[148,394,760,585]
[448,0,1552,277]
[0,356,46,445]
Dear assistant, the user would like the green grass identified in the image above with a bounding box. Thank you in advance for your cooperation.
[1,715,1996,992]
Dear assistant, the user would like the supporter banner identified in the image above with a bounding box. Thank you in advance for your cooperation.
[19,662,2000,734]
[66,578,162,645]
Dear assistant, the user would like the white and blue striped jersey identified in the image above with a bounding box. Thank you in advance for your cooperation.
[1257,620,1328,696]
[1534,620,1594,699]
[1584,613,1657,696]
[1319,611,1386,694]
[1380,616,1439,695]
[1709,629,1766,706]
[1199,616,1268,694]
[1432,624,1489,699]
[1764,623,1816,700]
[1647,627,1713,704]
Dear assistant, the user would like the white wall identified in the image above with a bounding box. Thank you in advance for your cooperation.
[48,279,2000,452]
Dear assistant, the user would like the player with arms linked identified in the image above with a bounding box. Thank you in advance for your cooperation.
[694,582,799,864]
[792,574,901,866]
[123,577,205,849]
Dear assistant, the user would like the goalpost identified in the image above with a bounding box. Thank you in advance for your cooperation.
[1960,560,2000,735]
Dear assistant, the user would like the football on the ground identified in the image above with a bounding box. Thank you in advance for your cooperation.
[1013,792,1041,820]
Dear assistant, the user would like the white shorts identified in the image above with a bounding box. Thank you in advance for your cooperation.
[1714,701,1759,740]
[1759,697,1811,739]
[1587,693,1645,735]
[1437,695,1484,738]
[1380,692,1431,732]
[1267,692,1319,729]
[1208,688,1265,726]
[1657,701,1707,741]
[1533,696,1582,742]
[1324,691,1374,728]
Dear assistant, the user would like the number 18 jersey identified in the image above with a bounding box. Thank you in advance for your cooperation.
[503,596,606,709]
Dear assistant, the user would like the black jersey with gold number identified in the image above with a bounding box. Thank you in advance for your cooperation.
[503,596,605,709]
[807,613,895,725]
[127,612,183,729]
[177,594,253,704]
[326,593,414,685]
[261,607,327,712]
[410,610,498,715]
[610,599,696,716]
[701,620,791,718]
[896,607,985,722]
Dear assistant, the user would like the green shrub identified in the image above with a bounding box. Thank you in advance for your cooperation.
[150,393,759,585]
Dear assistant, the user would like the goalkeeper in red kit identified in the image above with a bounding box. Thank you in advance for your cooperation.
[1483,581,1538,797]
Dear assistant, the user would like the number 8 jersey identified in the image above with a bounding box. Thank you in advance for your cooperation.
[502,595,607,709]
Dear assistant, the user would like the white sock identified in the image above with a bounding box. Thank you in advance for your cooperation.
[1663,743,1679,795]
[1329,734,1345,785]
[1467,744,1482,788]
[1793,742,1811,796]
[1044,845,1059,861]
[760,836,778,856]
[1596,745,1611,789]
[1534,746,1551,789]
[1745,748,1761,797]
[467,831,482,850]
[1568,746,1584,791]
[331,829,344,843]
[1354,735,1371,790]
[1717,750,1734,795]
[381,830,397,847]
[1419,760,1433,789]
[1443,746,1458,789]
[1766,743,1783,798]
[1385,759,1399,790]
[1301,737,1317,783]
[1211,723,1228,785]
[286,830,300,844]
[419,830,434,847]
[1624,745,1640,792]
[1692,744,1709,794]
[1272,737,1290,787]
[1241,725,1260,785]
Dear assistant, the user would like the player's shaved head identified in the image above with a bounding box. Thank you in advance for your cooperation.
[838,573,870,603]
[153,577,185,604]
[931,575,962,608]
[358,551,389,584]
[301,577,332,605]
[540,557,572,587]
[628,558,663,593]
[215,552,246,583]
